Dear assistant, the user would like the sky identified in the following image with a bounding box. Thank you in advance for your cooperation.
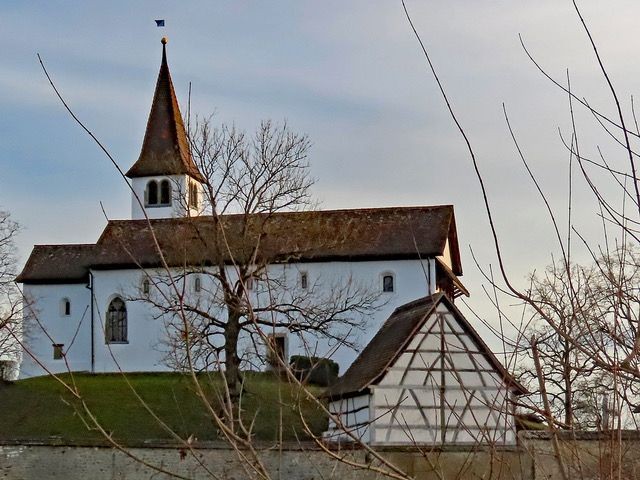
[2,1,639,353]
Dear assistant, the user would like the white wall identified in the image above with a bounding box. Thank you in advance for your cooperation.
[324,394,371,444]
[91,269,170,372]
[20,257,438,378]
[130,175,202,220]
[261,259,435,371]
[21,283,92,377]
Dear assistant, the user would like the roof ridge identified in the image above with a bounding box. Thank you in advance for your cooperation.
[32,243,96,248]
[391,292,444,315]
[105,204,455,225]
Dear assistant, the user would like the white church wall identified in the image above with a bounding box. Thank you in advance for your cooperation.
[92,258,436,375]
[253,259,435,373]
[91,269,170,373]
[20,283,92,378]
[20,257,437,378]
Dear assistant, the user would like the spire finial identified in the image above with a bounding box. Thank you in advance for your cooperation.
[161,36,168,45]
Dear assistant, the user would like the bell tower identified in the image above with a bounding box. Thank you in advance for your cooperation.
[125,38,205,220]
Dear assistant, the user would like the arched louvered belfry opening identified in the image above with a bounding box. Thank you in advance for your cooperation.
[160,179,171,205]
[146,180,159,205]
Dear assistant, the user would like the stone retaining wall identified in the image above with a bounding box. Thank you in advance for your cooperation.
[2,432,639,479]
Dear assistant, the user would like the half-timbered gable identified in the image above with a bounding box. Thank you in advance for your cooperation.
[324,293,525,446]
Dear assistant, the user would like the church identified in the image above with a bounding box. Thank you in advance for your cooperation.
[13,39,525,446]
[13,37,507,392]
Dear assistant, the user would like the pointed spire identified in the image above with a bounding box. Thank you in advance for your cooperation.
[126,38,205,182]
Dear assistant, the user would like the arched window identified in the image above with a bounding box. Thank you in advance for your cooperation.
[146,180,158,205]
[382,274,395,293]
[194,276,201,293]
[106,297,127,343]
[160,180,171,205]
[189,182,199,209]
[60,298,71,316]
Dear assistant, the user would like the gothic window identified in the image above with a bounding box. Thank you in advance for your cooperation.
[146,180,158,206]
[160,179,171,205]
[106,297,127,343]
[189,182,198,209]
[382,273,395,293]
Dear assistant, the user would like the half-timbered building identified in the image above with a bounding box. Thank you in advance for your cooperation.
[323,292,526,446]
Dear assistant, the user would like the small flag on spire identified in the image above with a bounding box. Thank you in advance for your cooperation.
[155,19,165,27]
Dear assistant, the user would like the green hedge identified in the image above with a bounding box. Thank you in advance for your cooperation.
[289,356,339,387]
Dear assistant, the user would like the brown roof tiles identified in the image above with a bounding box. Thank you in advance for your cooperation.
[16,205,460,283]
[125,41,204,182]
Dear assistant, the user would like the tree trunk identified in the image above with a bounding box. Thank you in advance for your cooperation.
[562,338,573,427]
[224,307,242,402]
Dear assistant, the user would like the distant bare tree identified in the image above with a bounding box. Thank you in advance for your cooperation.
[517,257,632,429]
[0,210,22,381]
[402,0,640,476]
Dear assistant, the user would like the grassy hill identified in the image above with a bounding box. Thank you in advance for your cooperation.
[0,372,328,444]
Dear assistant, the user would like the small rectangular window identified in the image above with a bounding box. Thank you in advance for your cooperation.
[64,301,71,316]
[246,276,254,291]
[383,274,394,293]
[300,272,308,290]
[53,344,64,360]
[194,276,201,293]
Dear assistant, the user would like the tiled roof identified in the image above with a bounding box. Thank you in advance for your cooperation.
[15,244,96,284]
[16,205,460,283]
[323,292,526,400]
[125,41,204,182]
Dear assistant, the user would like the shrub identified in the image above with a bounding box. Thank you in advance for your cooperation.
[289,356,339,387]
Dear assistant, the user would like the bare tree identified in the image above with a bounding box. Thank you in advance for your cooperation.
[132,119,383,406]
[402,0,640,476]
[517,257,631,428]
[0,210,22,381]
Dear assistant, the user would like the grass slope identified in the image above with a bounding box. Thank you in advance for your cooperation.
[0,372,327,443]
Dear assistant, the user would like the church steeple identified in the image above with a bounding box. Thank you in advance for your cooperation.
[126,38,204,183]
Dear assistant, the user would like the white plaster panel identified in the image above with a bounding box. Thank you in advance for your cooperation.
[374,387,408,408]
[393,352,412,369]
[414,333,440,352]
[443,353,476,371]
[401,369,428,385]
